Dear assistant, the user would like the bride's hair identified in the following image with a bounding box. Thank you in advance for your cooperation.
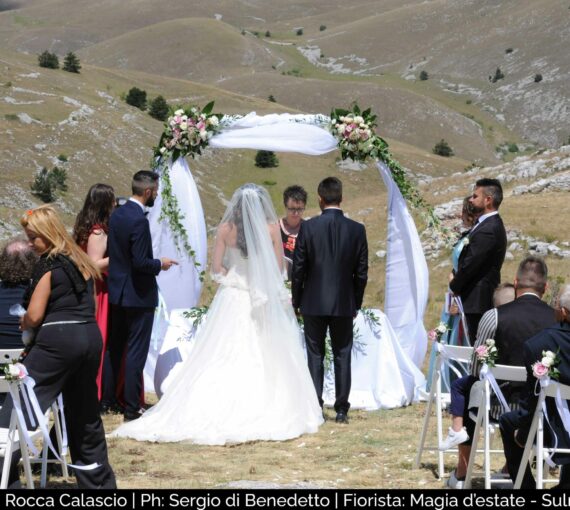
[231,194,248,258]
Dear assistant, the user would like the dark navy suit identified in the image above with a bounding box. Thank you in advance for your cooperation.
[292,208,368,413]
[104,200,160,414]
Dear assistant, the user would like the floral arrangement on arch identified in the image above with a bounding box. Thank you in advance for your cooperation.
[329,103,440,230]
[532,350,560,381]
[152,102,222,280]
[475,339,498,368]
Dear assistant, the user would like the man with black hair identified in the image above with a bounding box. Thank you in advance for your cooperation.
[292,177,368,424]
[105,170,177,421]
[450,178,507,341]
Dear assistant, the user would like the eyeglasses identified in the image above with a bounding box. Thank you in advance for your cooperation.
[287,207,305,214]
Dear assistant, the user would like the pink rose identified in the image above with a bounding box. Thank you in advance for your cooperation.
[428,330,437,341]
[532,362,549,379]
[475,345,488,358]
[197,121,206,130]
[173,115,182,124]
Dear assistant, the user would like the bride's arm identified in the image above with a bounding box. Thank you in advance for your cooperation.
[269,223,284,272]
[212,224,229,276]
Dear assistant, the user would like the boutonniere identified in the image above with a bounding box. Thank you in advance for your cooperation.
[532,350,560,380]
[463,237,470,247]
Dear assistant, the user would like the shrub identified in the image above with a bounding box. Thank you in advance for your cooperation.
[241,29,246,35]
[268,95,276,103]
[534,73,543,83]
[62,52,81,73]
[296,28,303,36]
[265,30,271,37]
[466,99,472,105]
[490,67,505,83]
[419,70,429,81]
[38,50,59,69]
[148,95,169,121]
[57,154,68,162]
[125,87,147,110]
[508,143,519,153]
[319,25,327,31]
[505,48,514,54]
[255,150,279,168]
[30,166,67,202]
[432,139,454,157]
[262,180,277,186]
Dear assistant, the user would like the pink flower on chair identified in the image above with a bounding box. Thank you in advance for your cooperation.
[475,345,488,358]
[532,362,549,379]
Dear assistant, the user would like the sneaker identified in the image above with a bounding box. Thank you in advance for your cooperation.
[439,427,469,451]
[446,470,465,489]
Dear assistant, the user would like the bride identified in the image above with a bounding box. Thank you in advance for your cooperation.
[113,184,324,444]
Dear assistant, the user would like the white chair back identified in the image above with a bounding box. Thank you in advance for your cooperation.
[464,363,527,489]
[515,380,570,489]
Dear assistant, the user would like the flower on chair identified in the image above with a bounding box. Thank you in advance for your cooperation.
[532,350,560,381]
[3,362,27,381]
[428,321,450,343]
[475,339,498,367]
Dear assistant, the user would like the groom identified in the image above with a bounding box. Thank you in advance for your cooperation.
[292,177,368,424]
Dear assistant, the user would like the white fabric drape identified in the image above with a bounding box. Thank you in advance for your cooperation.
[145,158,207,393]
[378,161,429,368]
[210,113,338,155]
[148,157,207,311]
[323,310,426,409]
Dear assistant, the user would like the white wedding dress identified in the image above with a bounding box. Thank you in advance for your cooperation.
[113,186,323,445]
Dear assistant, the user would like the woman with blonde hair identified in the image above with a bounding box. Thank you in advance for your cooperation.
[0,205,116,488]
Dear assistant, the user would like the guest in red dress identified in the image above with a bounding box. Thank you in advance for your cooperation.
[73,184,115,402]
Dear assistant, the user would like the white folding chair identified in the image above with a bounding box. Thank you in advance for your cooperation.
[515,380,570,489]
[0,376,42,489]
[415,344,473,479]
[464,363,527,489]
[0,349,69,488]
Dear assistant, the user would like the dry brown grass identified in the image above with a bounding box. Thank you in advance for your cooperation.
[40,403,499,489]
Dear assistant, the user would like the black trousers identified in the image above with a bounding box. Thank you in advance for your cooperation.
[303,315,353,413]
[103,305,154,414]
[465,313,483,344]
[0,322,116,489]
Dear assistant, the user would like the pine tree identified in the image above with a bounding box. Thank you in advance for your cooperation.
[125,87,147,110]
[62,52,81,73]
[31,168,56,202]
[148,95,169,121]
[255,150,279,168]
[419,70,429,81]
[432,139,454,157]
[38,51,59,69]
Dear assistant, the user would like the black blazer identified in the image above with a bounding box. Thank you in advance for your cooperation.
[450,213,507,314]
[291,208,368,317]
[518,322,570,462]
[107,200,161,308]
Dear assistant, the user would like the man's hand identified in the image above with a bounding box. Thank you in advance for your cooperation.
[160,258,179,271]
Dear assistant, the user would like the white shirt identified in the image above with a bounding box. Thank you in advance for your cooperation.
[471,210,499,233]
[129,197,147,214]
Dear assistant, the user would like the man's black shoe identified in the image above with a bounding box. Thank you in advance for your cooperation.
[123,410,144,422]
[335,412,349,424]
[100,402,124,415]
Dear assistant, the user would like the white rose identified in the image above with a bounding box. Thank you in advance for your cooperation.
[181,115,188,121]
[339,116,346,123]
[207,116,219,127]
[486,338,495,347]
[354,115,364,124]
[180,121,188,130]
[159,147,167,154]
[545,351,556,360]
[174,109,184,116]
[542,357,553,368]
[199,130,208,141]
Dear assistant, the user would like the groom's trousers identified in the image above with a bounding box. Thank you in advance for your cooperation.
[303,315,353,414]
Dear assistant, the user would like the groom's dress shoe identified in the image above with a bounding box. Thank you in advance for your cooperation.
[123,409,144,422]
[335,412,349,424]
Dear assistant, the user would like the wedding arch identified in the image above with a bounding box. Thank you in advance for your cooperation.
[146,104,430,370]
